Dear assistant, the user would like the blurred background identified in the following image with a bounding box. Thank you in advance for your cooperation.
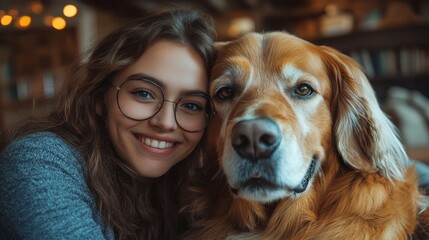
[0,0,429,160]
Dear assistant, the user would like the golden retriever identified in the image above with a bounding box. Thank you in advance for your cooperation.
[183,32,429,239]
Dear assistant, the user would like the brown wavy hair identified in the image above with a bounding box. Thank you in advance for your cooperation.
[4,8,216,239]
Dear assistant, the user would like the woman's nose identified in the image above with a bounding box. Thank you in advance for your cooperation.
[148,101,178,131]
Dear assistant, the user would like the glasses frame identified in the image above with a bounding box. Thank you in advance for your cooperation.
[112,78,216,132]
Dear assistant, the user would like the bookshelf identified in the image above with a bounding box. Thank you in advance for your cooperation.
[311,24,429,101]
[0,28,78,136]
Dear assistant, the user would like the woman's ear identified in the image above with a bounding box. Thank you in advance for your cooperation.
[320,46,408,180]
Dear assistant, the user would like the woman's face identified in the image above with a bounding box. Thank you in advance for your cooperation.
[105,40,208,178]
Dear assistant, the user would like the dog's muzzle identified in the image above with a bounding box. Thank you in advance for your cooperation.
[229,118,318,199]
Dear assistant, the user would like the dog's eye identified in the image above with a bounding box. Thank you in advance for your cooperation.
[215,86,233,101]
[294,84,314,97]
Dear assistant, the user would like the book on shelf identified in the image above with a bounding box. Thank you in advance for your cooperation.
[359,50,375,78]
[347,47,429,80]
[379,50,397,77]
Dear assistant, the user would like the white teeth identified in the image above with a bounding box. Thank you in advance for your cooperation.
[140,137,174,149]
[152,140,159,148]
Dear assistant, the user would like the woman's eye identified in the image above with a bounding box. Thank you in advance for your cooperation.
[182,102,201,112]
[133,89,154,100]
[294,84,314,97]
[215,86,233,101]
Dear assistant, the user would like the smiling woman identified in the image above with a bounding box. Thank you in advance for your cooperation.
[105,40,215,178]
[0,8,216,239]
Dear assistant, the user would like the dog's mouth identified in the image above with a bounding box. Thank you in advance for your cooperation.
[292,159,317,193]
[232,178,279,194]
[230,158,317,197]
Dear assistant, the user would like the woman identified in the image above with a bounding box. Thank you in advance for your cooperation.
[0,8,216,239]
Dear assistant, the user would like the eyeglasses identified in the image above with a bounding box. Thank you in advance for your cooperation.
[113,78,216,132]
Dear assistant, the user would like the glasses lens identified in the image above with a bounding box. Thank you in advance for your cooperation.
[117,79,163,120]
[176,95,214,132]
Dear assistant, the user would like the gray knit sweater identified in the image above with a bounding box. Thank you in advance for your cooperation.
[0,132,114,239]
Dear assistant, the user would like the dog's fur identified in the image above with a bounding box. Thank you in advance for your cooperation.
[183,32,429,240]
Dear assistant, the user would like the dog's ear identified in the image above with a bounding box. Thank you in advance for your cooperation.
[320,46,407,180]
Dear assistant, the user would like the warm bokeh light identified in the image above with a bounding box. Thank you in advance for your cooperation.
[227,17,255,38]
[30,1,44,14]
[43,15,53,27]
[1,15,13,26]
[18,15,32,28]
[63,4,77,18]
[8,9,18,17]
[51,17,66,30]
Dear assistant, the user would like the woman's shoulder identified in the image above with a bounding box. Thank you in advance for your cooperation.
[3,131,75,152]
[0,132,115,239]
[0,131,84,180]
[2,131,79,157]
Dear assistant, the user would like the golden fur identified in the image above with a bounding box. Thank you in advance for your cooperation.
[183,32,429,240]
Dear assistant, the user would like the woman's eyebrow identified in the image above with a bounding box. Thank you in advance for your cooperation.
[127,73,166,89]
[126,73,208,96]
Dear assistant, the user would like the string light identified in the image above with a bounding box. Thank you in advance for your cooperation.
[43,15,53,27]
[63,4,77,18]
[227,17,255,38]
[8,9,18,17]
[0,2,79,29]
[51,16,66,30]
[1,14,13,26]
[18,15,31,28]
[30,1,44,14]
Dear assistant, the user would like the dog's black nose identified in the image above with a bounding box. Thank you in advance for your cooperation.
[232,118,282,160]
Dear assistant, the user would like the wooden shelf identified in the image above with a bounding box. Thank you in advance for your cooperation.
[0,97,54,110]
[311,24,429,52]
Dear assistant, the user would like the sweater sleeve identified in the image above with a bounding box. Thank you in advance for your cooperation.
[0,132,114,240]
